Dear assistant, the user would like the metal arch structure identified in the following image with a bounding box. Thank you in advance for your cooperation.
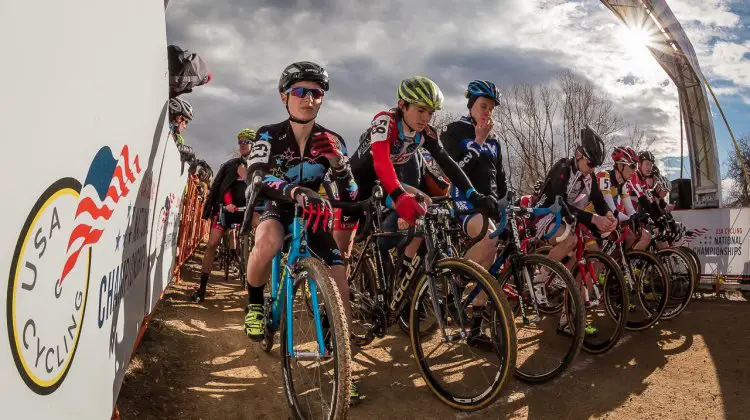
[601,0,722,208]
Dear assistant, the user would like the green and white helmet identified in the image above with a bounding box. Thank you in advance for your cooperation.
[237,128,257,140]
[397,76,444,110]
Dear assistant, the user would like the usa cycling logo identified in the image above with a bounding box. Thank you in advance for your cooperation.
[6,145,141,394]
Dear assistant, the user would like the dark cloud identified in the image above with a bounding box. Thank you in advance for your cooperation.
[163,0,747,171]
[424,47,568,96]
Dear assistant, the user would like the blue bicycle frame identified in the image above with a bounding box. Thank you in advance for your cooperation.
[266,216,328,358]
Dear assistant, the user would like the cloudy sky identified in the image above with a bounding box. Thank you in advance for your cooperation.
[166,0,749,196]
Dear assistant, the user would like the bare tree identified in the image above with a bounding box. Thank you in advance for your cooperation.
[493,71,624,194]
[559,70,624,154]
[726,134,750,207]
[431,110,462,133]
[494,83,559,193]
[624,122,649,152]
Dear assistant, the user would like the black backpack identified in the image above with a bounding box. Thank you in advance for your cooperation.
[168,44,211,98]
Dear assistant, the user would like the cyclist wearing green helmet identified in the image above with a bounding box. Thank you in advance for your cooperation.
[192,128,258,302]
[346,76,498,349]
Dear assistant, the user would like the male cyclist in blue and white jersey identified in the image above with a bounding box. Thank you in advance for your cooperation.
[441,80,506,274]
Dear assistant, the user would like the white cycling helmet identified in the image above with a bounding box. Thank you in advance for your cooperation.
[169,97,194,121]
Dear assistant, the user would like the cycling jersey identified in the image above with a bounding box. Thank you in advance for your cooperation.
[441,116,507,199]
[245,120,358,205]
[584,169,634,222]
[627,171,664,221]
[349,110,475,201]
[203,157,247,220]
[536,158,609,225]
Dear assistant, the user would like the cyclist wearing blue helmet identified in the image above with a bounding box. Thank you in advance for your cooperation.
[441,80,507,271]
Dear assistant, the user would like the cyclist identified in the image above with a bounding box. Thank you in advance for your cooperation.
[535,126,616,263]
[651,170,681,246]
[441,80,506,273]
[349,76,498,291]
[583,146,652,251]
[192,129,257,302]
[534,126,616,335]
[240,61,361,401]
[626,150,668,246]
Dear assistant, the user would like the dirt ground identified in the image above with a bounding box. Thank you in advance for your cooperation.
[117,246,750,420]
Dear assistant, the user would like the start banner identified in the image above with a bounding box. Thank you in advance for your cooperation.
[672,207,750,282]
[0,1,185,419]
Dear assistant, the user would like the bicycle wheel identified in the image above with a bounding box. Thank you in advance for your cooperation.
[281,257,351,420]
[657,248,695,320]
[498,254,584,383]
[678,246,702,290]
[624,250,670,330]
[347,245,380,347]
[410,258,516,411]
[577,250,629,355]
[237,234,248,284]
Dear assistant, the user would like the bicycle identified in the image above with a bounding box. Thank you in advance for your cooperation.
[598,219,670,331]
[217,205,248,282]
[346,185,517,411]
[536,221,630,354]
[648,223,697,320]
[240,175,351,420]
[469,192,585,383]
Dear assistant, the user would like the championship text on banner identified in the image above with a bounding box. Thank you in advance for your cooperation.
[673,207,750,282]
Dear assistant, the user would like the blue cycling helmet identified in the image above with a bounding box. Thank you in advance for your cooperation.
[465,80,501,108]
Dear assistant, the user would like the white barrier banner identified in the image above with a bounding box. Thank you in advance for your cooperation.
[673,207,750,279]
[0,1,183,418]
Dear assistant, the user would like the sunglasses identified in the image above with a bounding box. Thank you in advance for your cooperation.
[238,139,252,145]
[286,86,325,100]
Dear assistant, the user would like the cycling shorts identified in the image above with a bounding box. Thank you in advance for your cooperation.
[211,210,245,231]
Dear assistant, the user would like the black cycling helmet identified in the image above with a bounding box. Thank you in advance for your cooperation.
[638,150,655,163]
[278,61,329,93]
[578,125,606,167]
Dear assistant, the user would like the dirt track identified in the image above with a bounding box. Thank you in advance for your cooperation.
[117,247,750,419]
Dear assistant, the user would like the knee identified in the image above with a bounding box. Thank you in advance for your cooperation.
[253,231,282,258]
[641,230,652,242]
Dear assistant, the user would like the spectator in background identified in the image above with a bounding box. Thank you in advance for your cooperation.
[169,97,196,165]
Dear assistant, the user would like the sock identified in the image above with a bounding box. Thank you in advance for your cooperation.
[199,273,209,290]
[247,284,265,306]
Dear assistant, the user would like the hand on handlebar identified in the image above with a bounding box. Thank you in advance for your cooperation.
[293,187,334,233]
[467,191,499,218]
[394,193,427,226]
[592,214,614,233]
[225,204,239,213]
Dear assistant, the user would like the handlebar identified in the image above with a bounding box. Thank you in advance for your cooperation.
[328,184,385,244]
[488,193,574,243]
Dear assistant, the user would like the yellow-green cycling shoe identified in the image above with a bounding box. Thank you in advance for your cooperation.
[244,304,265,341]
